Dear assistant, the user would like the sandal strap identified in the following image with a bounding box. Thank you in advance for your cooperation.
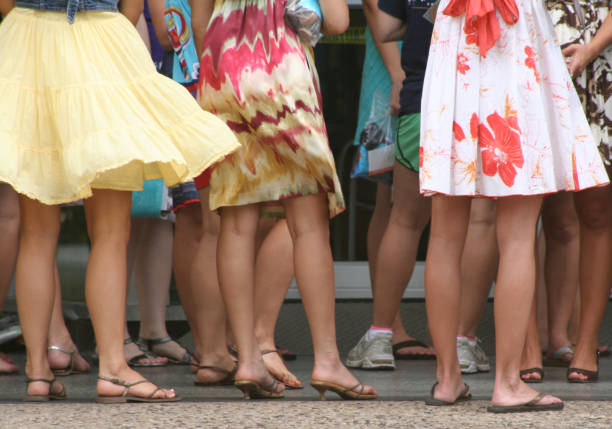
[98,375,151,396]
[138,336,173,347]
[525,392,545,406]
[26,377,56,385]
[47,345,75,355]
[124,338,135,345]
[342,383,363,395]
[261,349,280,356]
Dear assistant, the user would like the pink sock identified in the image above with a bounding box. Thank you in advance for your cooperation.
[370,325,392,333]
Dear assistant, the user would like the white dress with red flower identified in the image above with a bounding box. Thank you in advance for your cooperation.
[420,0,609,196]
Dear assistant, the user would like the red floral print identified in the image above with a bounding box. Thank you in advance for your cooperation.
[524,46,540,82]
[453,121,466,141]
[470,113,479,138]
[457,53,470,75]
[479,112,524,187]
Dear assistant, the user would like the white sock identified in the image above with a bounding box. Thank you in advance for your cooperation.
[366,326,392,341]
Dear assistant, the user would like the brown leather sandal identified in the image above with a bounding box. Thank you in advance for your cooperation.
[567,351,599,383]
[310,379,377,400]
[96,375,181,403]
[194,363,237,386]
[23,377,67,402]
[234,378,284,400]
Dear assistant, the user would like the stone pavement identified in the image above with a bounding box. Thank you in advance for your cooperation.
[2,354,612,428]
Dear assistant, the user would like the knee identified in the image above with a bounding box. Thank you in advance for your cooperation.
[576,199,612,232]
[544,216,579,244]
[88,218,131,248]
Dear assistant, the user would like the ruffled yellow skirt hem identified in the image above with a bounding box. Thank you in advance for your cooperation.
[0,7,239,204]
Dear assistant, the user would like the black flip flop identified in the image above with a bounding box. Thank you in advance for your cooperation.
[487,393,563,413]
[425,382,471,406]
[392,340,436,360]
[519,367,544,383]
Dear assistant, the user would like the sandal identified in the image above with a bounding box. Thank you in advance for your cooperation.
[519,367,544,383]
[48,345,90,376]
[310,379,377,400]
[96,375,181,403]
[392,339,436,360]
[261,349,303,389]
[137,336,195,365]
[425,382,471,406]
[567,351,599,383]
[194,363,237,386]
[235,378,284,400]
[487,393,563,413]
[23,377,67,402]
[124,338,167,368]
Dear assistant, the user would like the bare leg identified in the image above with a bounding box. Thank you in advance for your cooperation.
[253,219,300,387]
[16,197,64,396]
[367,182,391,286]
[85,190,175,399]
[457,198,497,338]
[283,194,375,394]
[371,163,434,357]
[541,193,578,362]
[47,266,91,373]
[193,188,235,384]
[0,184,18,312]
[217,203,283,392]
[491,196,560,407]
[519,286,543,381]
[173,204,203,357]
[569,184,612,380]
[425,195,470,402]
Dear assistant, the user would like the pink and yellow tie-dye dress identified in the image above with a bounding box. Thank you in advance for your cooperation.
[196,0,345,217]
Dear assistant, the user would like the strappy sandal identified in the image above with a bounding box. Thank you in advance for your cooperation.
[194,362,238,386]
[137,336,195,365]
[96,375,181,403]
[425,381,471,406]
[567,351,599,383]
[124,338,167,368]
[234,378,285,400]
[23,377,67,402]
[310,379,377,400]
[48,345,90,376]
[487,392,564,413]
[261,349,303,389]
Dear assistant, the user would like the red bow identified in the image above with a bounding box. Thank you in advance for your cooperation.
[443,0,519,57]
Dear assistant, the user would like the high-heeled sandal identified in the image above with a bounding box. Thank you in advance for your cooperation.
[234,378,284,399]
[23,377,67,402]
[567,351,599,383]
[194,362,238,386]
[96,375,181,403]
[310,379,377,400]
[48,345,90,376]
[261,349,303,389]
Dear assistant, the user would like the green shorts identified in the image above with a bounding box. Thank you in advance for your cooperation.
[395,113,421,172]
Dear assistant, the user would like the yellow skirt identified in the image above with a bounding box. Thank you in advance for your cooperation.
[0,8,239,204]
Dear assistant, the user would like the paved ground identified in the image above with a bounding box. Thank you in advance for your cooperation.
[2,353,612,428]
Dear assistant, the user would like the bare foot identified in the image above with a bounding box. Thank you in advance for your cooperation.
[261,350,302,388]
[430,376,468,403]
[48,345,91,373]
[97,367,176,400]
[392,332,435,358]
[124,341,168,366]
[311,358,376,397]
[0,356,18,374]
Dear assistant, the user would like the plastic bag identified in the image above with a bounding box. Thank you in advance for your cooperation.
[285,0,323,47]
[423,0,440,24]
[351,90,397,179]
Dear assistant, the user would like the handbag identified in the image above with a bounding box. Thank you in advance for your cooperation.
[284,0,323,46]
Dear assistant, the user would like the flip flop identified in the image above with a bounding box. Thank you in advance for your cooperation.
[519,367,544,383]
[542,346,573,367]
[96,375,181,403]
[392,340,436,360]
[487,393,564,413]
[425,382,471,406]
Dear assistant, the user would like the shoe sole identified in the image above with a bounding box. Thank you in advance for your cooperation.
[346,357,395,370]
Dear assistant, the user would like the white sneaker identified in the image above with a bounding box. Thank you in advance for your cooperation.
[457,336,490,374]
[346,330,395,370]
